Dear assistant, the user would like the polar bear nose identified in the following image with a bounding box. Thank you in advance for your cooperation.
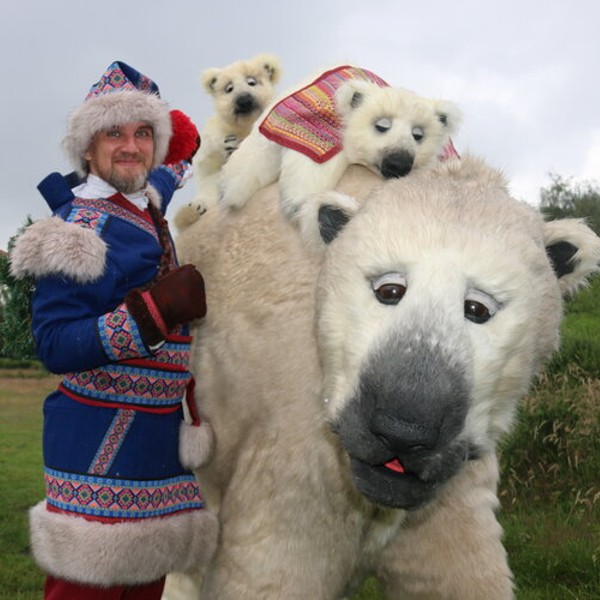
[370,410,439,454]
[235,93,257,115]
[380,151,414,179]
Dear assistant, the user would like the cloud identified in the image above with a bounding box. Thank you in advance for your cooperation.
[2,0,600,249]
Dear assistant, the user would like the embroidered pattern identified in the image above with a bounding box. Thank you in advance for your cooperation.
[86,61,159,99]
[66,207,109,233]
[61,363,191,410]
[98,303,148,361]
[71,198,158,241]
[259,66,389,164]
[45,468,204,519]
[153,339,192,368]
[89,409,136,475]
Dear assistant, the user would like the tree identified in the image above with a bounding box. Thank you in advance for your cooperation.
[540,174,600,236]
[0,217,36,359]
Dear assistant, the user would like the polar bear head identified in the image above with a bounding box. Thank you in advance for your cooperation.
[202,53,282,131]
[314,157,600,510]
[335,80,461,180]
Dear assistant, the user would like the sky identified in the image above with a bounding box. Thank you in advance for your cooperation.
[1,0,599,250]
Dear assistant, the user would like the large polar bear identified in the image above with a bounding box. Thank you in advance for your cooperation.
[172,158,600,599]
[176,53,282,228]
[219,65,461,242]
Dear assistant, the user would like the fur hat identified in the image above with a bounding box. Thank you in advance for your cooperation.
[63,61,172,175]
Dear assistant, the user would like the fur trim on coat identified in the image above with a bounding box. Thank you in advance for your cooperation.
[10,216,107,283]
[29,501,218,586]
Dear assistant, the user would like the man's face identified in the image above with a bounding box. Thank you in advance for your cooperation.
[84,121,155,193]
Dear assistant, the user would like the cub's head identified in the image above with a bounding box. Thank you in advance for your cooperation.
[314,157,600,510]
[202,53,282,129]
[335,81,461,179]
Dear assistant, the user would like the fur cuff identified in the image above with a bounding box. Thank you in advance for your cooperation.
[29,501,218,586]
[179,420,214,469]
[10,217,106,283]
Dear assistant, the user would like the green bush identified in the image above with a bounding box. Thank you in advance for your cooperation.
[500,368,600,512]
[564,274,600,317]
[545,275,600,378]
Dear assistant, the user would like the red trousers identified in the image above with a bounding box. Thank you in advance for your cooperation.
[44,575,166,600]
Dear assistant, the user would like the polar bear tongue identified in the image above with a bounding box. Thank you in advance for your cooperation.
[383,458,405,474]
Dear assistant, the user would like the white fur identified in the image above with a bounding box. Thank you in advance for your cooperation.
[30,500,218,586]
[10,216,107,283]
[219,75,461,247]
[175,54,281,230]
[168,158,600,599]
[179,420,214,470]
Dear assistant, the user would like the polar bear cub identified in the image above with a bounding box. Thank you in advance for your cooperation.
[219,71,461,239]
[174,53,281,230]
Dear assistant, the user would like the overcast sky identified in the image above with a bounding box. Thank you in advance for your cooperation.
[1,0,599,249]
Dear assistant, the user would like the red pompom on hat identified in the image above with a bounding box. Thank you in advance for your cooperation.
[164,109,201,164]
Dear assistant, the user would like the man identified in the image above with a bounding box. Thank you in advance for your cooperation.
[10,61,217,599]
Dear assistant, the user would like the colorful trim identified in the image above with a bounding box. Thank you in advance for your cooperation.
[66,206,110,234]
[98,303,149,361]
[45,468,204,520]
[259,66,389,164]
[123,337,192,372]
[88,409,136,475]
[141,291,169,338]
[61,362,191,410]
[71,197,158,241]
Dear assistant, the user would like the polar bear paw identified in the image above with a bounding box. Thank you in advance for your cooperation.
[173,202,208,232]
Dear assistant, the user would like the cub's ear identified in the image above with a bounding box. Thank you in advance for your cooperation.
[201,68,222,95]
[543,218,600,296]
[253,53,282,84]
[335,80,373,117]
[434,99,462,135]
[295,191,360,255]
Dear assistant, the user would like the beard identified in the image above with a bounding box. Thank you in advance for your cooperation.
[107,169,149,194]
[105,162,149,194]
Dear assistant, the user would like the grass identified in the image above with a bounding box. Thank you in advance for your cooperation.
[497,367,600,599]
[0,369,55,599]
[1,366,599,599]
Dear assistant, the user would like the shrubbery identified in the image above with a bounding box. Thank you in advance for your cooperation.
[500,275,600,513]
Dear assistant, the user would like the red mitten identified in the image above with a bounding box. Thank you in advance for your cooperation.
[126,264,206,347]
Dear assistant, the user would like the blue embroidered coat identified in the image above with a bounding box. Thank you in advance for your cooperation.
[11,175,217,586]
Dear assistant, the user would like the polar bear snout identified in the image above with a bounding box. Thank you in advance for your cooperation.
[379,150,415,179]
[234,92,260,116]
[369,411,440,454]
[331,333,473,510]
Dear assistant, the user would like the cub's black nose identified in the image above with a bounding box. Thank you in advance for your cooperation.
[380,151,414,178]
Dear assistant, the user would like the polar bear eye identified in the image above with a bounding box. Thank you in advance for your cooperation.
[372,273,407,305]
[374,118,393,133]
[464,290,500,324]
[246,77,258,86]
[225,82,234,94]
[412,126,424,142]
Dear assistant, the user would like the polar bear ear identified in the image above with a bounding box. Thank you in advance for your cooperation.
[315,192,360,244]
[294,191,360,254]
[543,218,600,296]
[434,99,462,135]
[335,80,372,117]
[201,68,222,95]
[253,53,282,83]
